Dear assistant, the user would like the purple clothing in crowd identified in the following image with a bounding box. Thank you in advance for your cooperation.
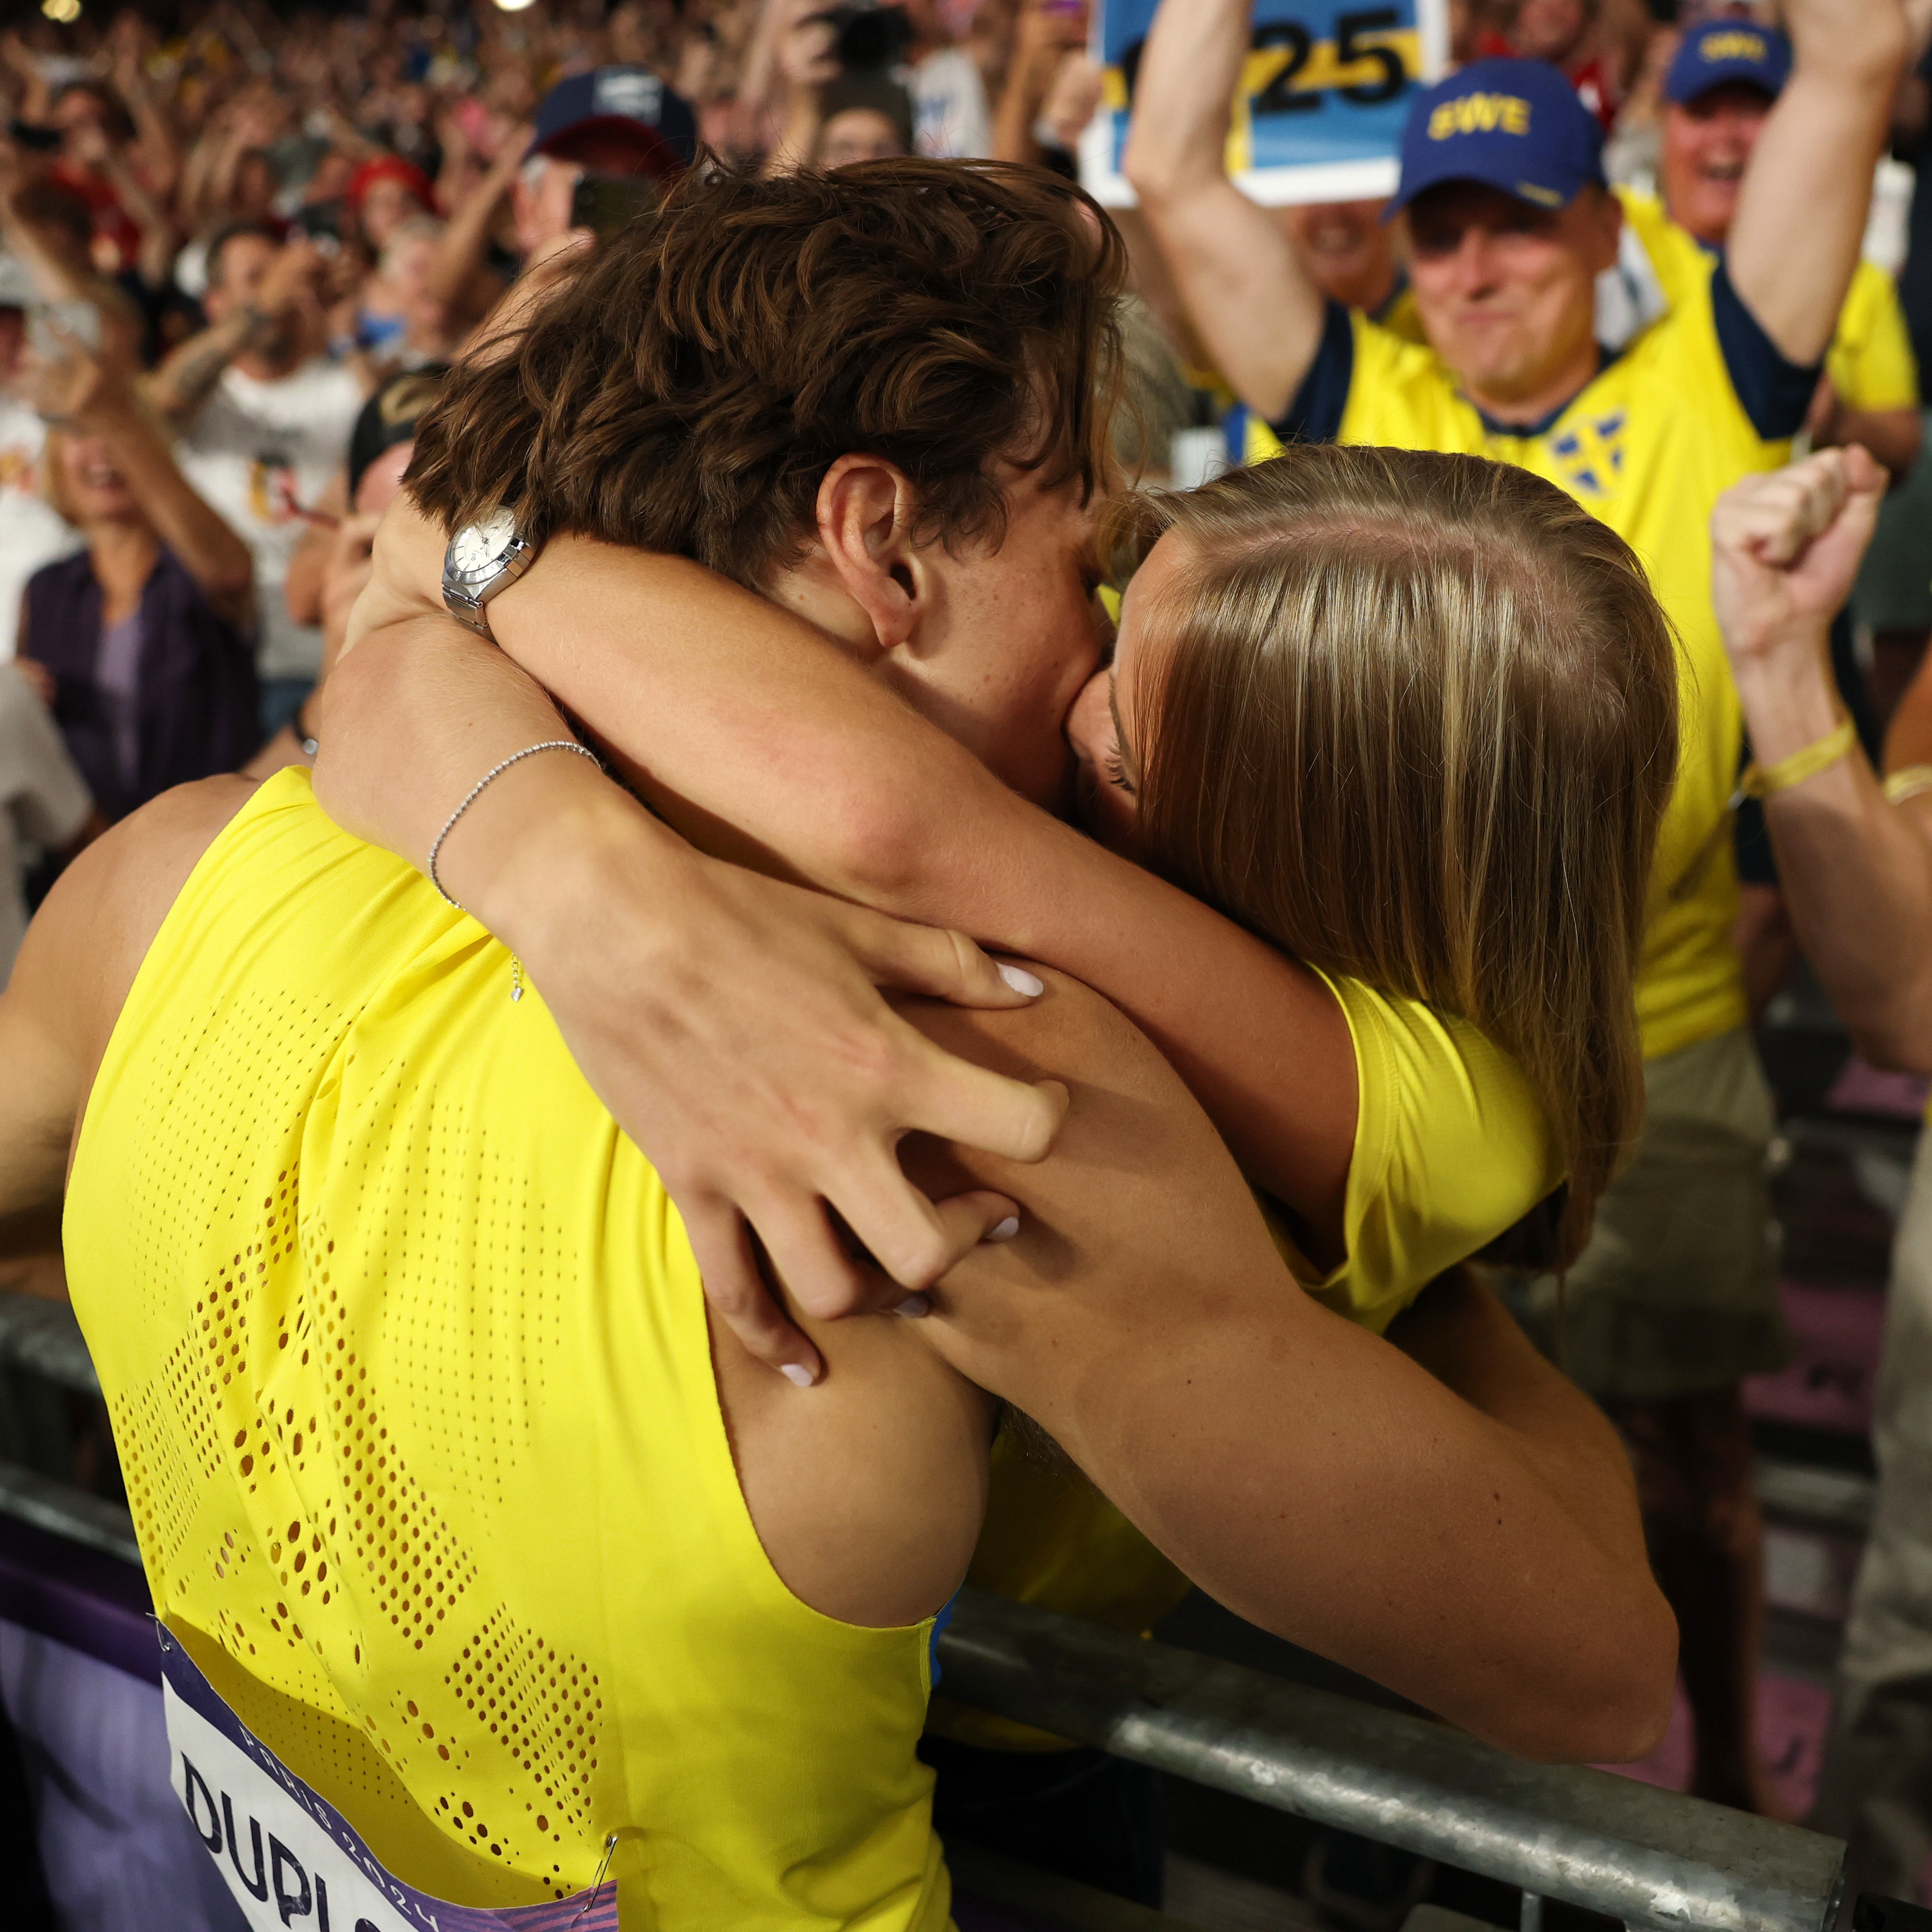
[23,546,259,822]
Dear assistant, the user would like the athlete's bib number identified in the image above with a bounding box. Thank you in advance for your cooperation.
[158,1626,615,1932]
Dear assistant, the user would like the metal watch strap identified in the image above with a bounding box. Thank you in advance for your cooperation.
[442,587,495,639]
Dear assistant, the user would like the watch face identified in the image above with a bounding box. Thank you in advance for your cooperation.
[449,506,519,581]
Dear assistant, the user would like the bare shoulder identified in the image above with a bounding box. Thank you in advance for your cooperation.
[0,777,256,1243]
[54,775,257,939]
[23,776,258,1067]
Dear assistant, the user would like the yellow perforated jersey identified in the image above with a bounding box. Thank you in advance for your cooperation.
[65,768,949,1931]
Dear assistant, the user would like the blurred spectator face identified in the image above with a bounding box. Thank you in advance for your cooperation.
[610,0,678,68]
[1661,82,1773,247]
[377,221,451,344]
[53,431,137,526]
[0,309,24,389]
[234,152,281,225]
[381,226,441,303]
[53,88,123,170]
[359,176,430,251]
[819,109,910,167]
[391,85,430,136]
[204,232,309,362]
[206,231,281,313]
[1278,199,1397,312]
[1403,180,1619,402]
[514,156,584,257]
[1509,0,1591,66]
[487,67,540,126]
[354,440,414,517]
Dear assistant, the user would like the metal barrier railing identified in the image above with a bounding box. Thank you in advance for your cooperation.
[0,1292,1851,1932]
[935,1589,1844,1932]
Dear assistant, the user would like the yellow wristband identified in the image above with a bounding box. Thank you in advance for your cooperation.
[1883,764,1932,806]
[1738,717,1857,801]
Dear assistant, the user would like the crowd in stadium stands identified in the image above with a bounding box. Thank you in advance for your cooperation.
[3,0,1932,1926]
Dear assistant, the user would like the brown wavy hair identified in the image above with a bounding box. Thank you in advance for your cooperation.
[405,161,1125,585]
[1113,446,1680,1268]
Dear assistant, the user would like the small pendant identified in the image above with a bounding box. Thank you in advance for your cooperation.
[511,957,524,1004]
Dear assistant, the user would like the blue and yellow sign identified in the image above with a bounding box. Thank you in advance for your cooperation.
[1080,0,1448,206]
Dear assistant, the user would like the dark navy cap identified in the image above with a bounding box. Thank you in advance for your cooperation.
[1390,57,1605,217]
[1664,21,1790,106]
[531,67,698,175]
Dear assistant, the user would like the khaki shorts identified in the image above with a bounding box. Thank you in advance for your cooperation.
[1505,1026,1791,1403]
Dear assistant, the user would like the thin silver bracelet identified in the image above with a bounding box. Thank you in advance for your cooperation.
[428,739,602,912]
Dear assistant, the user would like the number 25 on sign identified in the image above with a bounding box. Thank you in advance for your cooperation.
[1079,0,1449,206]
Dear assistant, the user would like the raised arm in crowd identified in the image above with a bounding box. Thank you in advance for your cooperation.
[1122,0,1904,421]
[1713,448,1932,1071]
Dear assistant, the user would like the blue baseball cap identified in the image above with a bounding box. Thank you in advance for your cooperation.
[532,66,698,176]
[1390,58,1605,217]
[1664,21,1790,106]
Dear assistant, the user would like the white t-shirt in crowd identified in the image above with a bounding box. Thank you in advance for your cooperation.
[0,663,91,984]
[911,46,992,159]
[174,357,366,682]
[0,397,85,663]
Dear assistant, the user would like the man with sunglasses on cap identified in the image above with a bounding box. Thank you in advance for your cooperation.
[427,66,698,342]
[1129,0,1906,1814]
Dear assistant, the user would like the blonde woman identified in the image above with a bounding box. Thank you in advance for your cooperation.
[17,331,257,823]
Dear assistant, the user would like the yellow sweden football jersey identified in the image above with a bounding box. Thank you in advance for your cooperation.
[1616,189,1918,415]
[1248,271,1805,1062]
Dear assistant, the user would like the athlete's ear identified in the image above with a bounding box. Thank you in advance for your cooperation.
[814,454,927,653]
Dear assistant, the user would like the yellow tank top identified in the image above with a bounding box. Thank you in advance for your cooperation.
[65,769,950,1931]
[1291,969,1563,1337]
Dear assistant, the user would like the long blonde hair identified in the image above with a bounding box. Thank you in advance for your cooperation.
[1116,445,1679,1268]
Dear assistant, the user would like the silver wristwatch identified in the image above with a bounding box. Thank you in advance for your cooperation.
[442,507,538,641]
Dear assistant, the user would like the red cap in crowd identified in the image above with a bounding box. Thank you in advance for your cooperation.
[344,155,439,220]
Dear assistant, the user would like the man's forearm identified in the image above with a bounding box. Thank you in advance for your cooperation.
[1122,0,1327,419]
[928,1202,1674,1763]
[1734,650,1932,1067]
[1384,1270,1648,1571]
[143,308,259,421]
[1124,0,1251,198]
